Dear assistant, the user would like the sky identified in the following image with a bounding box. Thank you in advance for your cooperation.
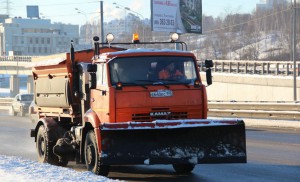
[0,0,264,25]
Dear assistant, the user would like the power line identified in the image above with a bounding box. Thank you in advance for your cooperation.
[203,7,291,34]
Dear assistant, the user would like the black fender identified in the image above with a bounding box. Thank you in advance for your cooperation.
[77,109,102,163]
[32,117,64,143]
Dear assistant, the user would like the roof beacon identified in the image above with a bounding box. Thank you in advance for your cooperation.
[132,33,140,44]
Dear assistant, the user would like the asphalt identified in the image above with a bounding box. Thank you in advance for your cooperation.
[243,118,300,129]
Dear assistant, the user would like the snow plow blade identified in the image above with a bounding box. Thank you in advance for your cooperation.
[100,119,246,165]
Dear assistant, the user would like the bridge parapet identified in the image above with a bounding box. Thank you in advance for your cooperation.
[0,56,32,62]
[199,60,300,76]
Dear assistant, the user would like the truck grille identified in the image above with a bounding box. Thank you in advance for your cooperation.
[132,112,188,122]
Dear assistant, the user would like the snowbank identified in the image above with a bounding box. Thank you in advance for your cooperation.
[0,155,118,182]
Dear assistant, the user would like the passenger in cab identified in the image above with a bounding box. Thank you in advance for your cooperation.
[159,62,184,80]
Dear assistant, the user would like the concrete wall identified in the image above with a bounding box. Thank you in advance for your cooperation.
[201,72,300,101]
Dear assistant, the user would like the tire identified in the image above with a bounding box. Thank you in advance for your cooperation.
[20,108,24,117]
[172,164,195,174]
[85,131,109,176]
[12,106,17,116]
[36,125,62,165]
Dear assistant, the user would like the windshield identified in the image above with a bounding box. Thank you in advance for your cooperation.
[20,94,33,101]
[109,56,198,86]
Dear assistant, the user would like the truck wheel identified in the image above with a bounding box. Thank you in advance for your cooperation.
[36,125,60,165]
[85,131,109,176]
[172,164,195,174]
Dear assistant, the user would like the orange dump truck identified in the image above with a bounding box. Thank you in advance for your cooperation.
[30,35,246,176]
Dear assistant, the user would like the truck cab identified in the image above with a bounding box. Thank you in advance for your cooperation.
[90,49,207,124]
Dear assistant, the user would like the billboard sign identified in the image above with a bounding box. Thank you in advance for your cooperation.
[151,0,202,34]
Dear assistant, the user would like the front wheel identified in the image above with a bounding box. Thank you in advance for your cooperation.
[172,164,195,174]
[85,131,109,176]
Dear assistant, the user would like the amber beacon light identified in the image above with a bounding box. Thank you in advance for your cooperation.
[132,33,140,43]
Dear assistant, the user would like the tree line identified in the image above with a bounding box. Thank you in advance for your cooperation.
[187,2,300,61]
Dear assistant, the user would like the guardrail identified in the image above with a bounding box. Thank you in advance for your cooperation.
[208,101,300,121]
[1,99,299,120]
[199,60,300,76]
[0,56,32,62]
[0,98,13,110]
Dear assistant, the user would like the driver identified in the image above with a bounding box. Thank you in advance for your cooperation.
[158,62,184,80]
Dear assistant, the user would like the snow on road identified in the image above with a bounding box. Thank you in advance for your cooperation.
[0,155,118,182]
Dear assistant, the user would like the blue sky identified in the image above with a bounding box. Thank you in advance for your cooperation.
[2,0,263,25]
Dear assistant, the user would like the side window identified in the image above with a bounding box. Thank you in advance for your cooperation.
[184,61,197,79]
[102,63,107,85]
[96,63,107,86]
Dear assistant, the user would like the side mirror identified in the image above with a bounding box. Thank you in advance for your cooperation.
[87,64,97,72]
[89,73,97,89]
[206,68,212,86]
[205,60,213,68]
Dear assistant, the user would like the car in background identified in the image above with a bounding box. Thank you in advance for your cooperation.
[11,93,34,116]
[28,100,38,122]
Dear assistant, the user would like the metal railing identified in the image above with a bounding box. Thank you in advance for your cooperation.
[1,98,299,120]
[0,56,32,62]
[208,101,300,120]
[199,60,300,76]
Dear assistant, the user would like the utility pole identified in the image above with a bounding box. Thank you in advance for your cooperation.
[100,1,104,43]
[292,0,297,101]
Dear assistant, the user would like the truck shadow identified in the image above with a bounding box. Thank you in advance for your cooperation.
[108,165,206,182]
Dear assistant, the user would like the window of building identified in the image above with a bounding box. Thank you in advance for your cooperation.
[35,38,39,44]
[47,38,50,44]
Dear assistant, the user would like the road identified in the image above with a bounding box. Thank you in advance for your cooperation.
[0,112,299,182]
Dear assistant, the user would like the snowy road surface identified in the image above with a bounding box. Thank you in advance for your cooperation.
[0,113,299,181]
[0,155,118,182]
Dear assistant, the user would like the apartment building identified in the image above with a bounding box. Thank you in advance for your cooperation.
[0,17,79,56]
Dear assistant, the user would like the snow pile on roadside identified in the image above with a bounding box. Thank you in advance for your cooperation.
[0,155,118,182]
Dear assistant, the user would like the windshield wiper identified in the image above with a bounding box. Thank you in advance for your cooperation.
[122,82,148,89]
[135,79,156,83]
[135,79,170,89]
[158,79,190,88]
[152,81,170,89]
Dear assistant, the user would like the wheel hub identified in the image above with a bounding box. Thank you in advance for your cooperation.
[38,136,45,155]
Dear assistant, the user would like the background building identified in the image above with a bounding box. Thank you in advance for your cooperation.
[256,0,288,11]
[0,17,79,56]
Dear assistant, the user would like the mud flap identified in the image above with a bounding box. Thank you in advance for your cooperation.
[99,119,246,165]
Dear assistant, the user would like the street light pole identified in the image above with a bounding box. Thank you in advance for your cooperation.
[100,1,104,43]
[115,5,127,33]
[292,0,297,101]
[113,2,145,41]
[126,8,145,42]
[75,8,88,22]
[75,8,88,44]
